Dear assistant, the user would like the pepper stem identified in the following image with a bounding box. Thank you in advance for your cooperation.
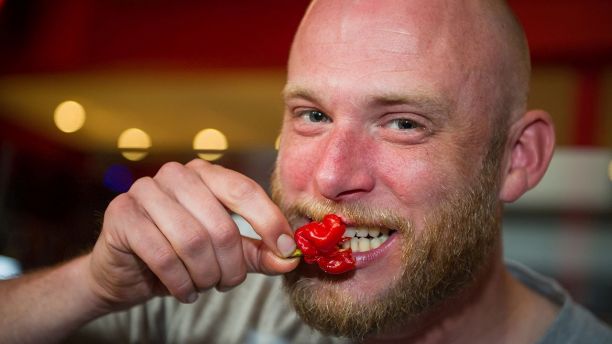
[289,248,303,258]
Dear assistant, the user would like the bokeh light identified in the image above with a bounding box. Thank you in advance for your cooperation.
[193,128,228,161]
[274,135,281,150]
[118,128,151,161]
[103,164,134,193]
[54,100,86,133]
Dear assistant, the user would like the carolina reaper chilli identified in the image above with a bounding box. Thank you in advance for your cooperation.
[293,214,356,274]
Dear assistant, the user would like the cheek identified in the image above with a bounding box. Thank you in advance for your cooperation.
[379,155,431,203]
[277,134,320,198]
[376,147,461,212]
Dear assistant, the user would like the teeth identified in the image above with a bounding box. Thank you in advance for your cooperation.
[345,228,356,237]
[370,237,382,249]
[343,228,393,253]
[358,238,370,251]
[356,228,369,238]
[368,228,380,237]
[346,226,387,239]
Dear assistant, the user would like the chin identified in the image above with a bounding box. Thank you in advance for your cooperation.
[289,245,405,301]
[283,243,416,340]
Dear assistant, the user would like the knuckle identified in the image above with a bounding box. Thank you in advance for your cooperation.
[106,193,134,215]
[151,247,179,273]
[129,176,156,196]
[211,223,240,249]
[186,158,208,170]
[226,178,260,203]
[103,194,139,233]
[180,232,207,257]
[156,161,184,180]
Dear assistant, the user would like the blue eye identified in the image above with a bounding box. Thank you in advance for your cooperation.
[302,110,330,123]
[389,118,418,130]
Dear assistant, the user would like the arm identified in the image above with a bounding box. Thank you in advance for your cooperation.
[0,159,299,343]
[0,255,105,343]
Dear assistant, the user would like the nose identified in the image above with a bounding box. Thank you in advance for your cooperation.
[314,127,375,201]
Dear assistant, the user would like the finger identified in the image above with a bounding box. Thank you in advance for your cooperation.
[241,237,300,275]
[110,192,197,303]
[187,159,296,258]
[154,162,247,290]
[129,177,222,292]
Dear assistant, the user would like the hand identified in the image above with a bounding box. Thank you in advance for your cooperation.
[86,159,298,310]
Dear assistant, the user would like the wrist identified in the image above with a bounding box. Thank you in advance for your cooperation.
[66,254,115,320]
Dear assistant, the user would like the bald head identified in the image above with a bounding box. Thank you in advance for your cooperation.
[288,0,530,130]
[278,3,553,339]
[471,0,532,122]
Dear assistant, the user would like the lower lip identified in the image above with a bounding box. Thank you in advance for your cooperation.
[352,232,398,268]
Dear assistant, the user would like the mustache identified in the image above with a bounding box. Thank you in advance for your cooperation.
[283,198,414,234]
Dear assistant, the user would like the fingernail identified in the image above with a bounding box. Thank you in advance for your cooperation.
[277,233,296,258]
[186,292,198,304]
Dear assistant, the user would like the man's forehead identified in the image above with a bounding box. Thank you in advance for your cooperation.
[288,0,471,114]
[302,28,421,60]
[290,0,483,87]
[288,0,525,122]
[306,7,415,48]
[298,0,452,58]
[298,1,440,55]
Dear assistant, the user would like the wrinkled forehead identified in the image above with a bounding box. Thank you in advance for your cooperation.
[289,0,482,100]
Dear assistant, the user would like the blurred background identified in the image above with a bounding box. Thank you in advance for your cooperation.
[0,0,610,323]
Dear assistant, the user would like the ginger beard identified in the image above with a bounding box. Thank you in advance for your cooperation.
[271,136,505,340]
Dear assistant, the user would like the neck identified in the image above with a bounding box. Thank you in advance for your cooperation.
[365,244,559,344]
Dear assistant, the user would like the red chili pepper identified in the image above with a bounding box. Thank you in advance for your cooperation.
[294,214,356,274]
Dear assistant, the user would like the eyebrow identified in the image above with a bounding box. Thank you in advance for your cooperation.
[282,85,318,103]
[282,85,450,119]
[371,92,450,117]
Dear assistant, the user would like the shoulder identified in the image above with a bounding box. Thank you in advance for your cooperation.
[506,261,612,344]
[541,301,612,344]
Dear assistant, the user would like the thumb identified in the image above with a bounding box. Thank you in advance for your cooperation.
[241,236,300,275]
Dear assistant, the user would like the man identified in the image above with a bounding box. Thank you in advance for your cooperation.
[1,0,610,343]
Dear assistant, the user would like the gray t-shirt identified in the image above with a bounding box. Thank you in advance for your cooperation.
[506,262,612,344]
[69,262,611,343]
[70,273,342,344]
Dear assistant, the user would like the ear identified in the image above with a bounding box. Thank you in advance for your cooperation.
[499,110,556,202]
